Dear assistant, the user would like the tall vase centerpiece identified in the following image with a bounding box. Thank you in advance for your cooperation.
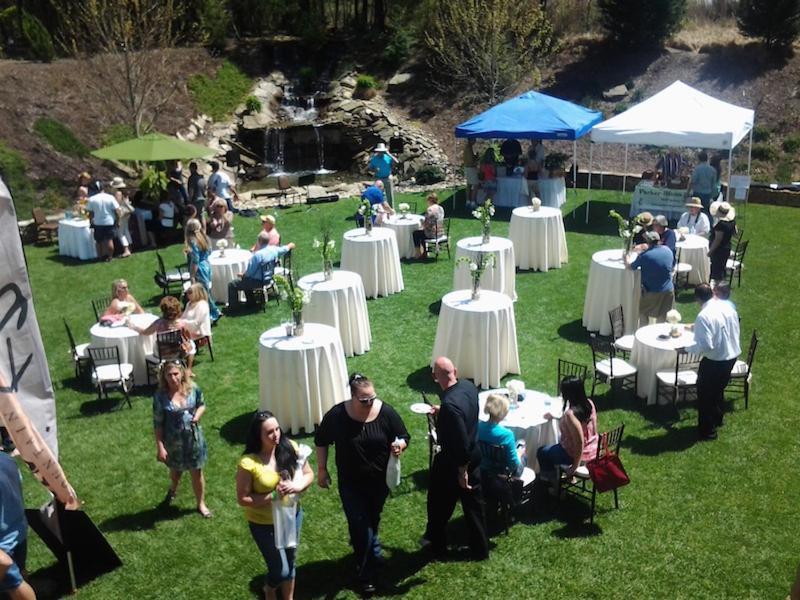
[473,199,495,244]
[313,214,337,281]
[608,209,645,256]
[398,202,410,219]
[275,274,310,337]
[457,252,495,301]
[216,238,228,257]
[666,309,682,337]
[358,199,375,235]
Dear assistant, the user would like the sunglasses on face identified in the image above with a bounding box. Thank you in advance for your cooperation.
[356,395,377,405]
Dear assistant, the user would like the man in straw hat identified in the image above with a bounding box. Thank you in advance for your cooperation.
[367,143,398,207]
[625,230,675,327]
[708,201,737,284]
[677,197,710,236]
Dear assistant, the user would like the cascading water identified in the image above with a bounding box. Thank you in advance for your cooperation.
[263,128,286,176]
[282,86,319,123]
[313,125,334,175]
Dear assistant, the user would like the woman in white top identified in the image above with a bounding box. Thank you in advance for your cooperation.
[677,197,710,236]
[181,283,212,339]
[112,177,133,257]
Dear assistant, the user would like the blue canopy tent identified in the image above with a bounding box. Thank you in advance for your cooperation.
[455,91,603,206]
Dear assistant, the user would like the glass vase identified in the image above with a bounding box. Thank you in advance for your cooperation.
[323,260,333,281]
[471,277,481,301]
[292,311,304,337]
[481,221,491,244]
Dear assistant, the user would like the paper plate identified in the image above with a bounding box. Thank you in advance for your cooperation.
[409,402,433,415]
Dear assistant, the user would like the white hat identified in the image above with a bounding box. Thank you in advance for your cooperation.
[710,201,736,221]
[260,214,276,224]
[110,176,126,189]
[374,143,388,153]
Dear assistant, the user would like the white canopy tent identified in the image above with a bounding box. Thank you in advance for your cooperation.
[586,81,755,221]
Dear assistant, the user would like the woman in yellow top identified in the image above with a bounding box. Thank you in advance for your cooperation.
[236,411,313,600]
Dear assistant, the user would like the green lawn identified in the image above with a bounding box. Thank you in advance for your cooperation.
[20,189,800,599]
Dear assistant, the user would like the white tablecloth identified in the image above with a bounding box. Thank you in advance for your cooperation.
[454,236,517,301]
[431,289,520,389]
[676,234,710,285]
[630,323,696,404]
[631,182,687,221]
[383,214,424,259]
[340,228,404,299]
[258,323,349,434]
[508,206,569,271]
[297,270,371,357]
[478,388,562,471]
[208,248,252,303]
[537,177,567,208]
[89,313,158,386]
[479,176,528,208]
[58,219,97,260]
[582,249,641,336]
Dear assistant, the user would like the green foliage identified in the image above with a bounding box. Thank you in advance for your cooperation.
[101,124,136,147]
[0,140,36,215]
[544,152,570,171]
[613,101,630,114]
[752,125,771,142]
[751,143,779,162]
[188,60,253,121]
[139,167,168,202]
[423,0,559,103]
[415,164,445,184]
[597,0,687,47]
[781,135,800,153]
[0,6,55,61]
[197,0,229,50]
[382,27,414,68]
[244,95,262,114]
[33,118,88,158]
[356,74,379,90]
[775,159,794,182]
[737,0,800,50]
[228,0,287,35]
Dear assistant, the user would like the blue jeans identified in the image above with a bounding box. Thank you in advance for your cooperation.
[338,480,388,583]
[536,443,573,477]
[248,509,303,589]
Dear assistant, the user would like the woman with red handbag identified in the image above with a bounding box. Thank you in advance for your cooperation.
[536,377,598,489]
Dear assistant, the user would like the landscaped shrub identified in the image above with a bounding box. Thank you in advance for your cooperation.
[415,164,445,184]
[139,167,169,202]
[383,28,413,68]
[782,135,800,153]
[737,0,800,51]
[101,124,136,147]
[613,101,629,115]
[355,74,380,99]
[198,0,229,51]
[33,118,88,158]
[0,141,36,216]
[245,96,262,114]
[775,159,795,183]
[752,125,771,142]
[750,144,779,162]
[188,60,253,121]
[597,0,687,47]
[0,7,55,62]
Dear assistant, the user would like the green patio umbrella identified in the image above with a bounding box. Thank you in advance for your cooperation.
[91,132,215,162]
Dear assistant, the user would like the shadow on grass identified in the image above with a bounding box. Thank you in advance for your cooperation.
[44,252,88,267]
[624,425,698,456]
[428,299,441,316]
[404,365,437,393]
[28,563,71,600]
[100,504,195,532]
[76,395,136,417]
[286,546,430,599]
[563,201,631,236]
[556,318,589,344]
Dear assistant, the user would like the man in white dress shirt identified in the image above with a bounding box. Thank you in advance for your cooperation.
[677,197,710,236]
[683,283,741,441]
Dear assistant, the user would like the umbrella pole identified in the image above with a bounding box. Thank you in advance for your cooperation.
[585,142,593,223]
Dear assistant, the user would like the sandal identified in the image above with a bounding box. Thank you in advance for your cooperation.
[198,507,213,519]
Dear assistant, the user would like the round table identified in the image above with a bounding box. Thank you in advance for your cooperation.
[508,206,569,271]
[582,249,641,336]
[340,228,404,299]
[676,234,710,285]
[89,313,158,386]
[630,322,696,404]
[453,236,517,301]
[537,177,567,208]
[208,248,252,304]
[431,289,520,389]
[258,323,350,434]
[383,214,424,259]
[478,388,562,472]
[297,271,371,357]
[58,219,97,260]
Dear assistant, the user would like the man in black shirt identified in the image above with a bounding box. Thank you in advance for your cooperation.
[423,357,489,560]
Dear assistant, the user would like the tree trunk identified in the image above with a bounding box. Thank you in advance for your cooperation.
[374,0,386,30]
[334,0,340,29]
[362,0,368,25]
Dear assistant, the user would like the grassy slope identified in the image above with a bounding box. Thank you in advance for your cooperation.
[20,190,800,599]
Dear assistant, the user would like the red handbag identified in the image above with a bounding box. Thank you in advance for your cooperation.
[586,434,630,493]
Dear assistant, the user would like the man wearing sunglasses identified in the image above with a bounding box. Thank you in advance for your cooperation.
[422,357,489,560]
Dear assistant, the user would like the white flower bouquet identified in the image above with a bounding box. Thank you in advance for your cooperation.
[506,379,526,405]
[216,238,228,256]
[117,301,134,315]
[398,202,410,218]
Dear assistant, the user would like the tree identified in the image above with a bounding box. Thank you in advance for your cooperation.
[737,0,800,51]
[596,0,686,48]
[423,0,558,104]
[51,0,184,137]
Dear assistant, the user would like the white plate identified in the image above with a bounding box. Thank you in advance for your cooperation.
[409,402,433,415]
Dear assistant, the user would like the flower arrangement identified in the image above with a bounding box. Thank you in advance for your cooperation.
[357,199,377,233]
[506,379,526,407]
[398,202,410,218]
[313,237,336,280]
[666,309,682,337]
[531,197,542,212]
[457,252,495,300]
[117,301,135,316]
[275,274,310,336]
[216,238,228,256]
[677,226,689,240]
[609,210,645,253]
[472,199,495,243]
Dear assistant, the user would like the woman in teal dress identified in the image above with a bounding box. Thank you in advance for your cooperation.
[184,218,220,321]
[153,361,211,517]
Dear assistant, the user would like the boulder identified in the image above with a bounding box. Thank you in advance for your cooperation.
[340,76,357,89]
[603,84,628,100]
[387,73,412,86]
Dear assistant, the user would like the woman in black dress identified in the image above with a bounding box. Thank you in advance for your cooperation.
[314,373,410,595]
[708,201,737,283]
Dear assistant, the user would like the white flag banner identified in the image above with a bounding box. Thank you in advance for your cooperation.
[0,177,77,507]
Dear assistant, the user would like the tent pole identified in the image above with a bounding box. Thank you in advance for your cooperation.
[623,144,629,198]
[600,142,604,190]
[585,142,593,223]
[726,145,733,203]
[747,126,753,176]
[572,139,578,197]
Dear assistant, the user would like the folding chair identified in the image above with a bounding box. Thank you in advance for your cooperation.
[274,249,293,283]
[726,329,758,409]
[608,305,635,357]
[673,248,693,289]
[588,334,638,402]
[558,424,625,524]
[87,346,133,408]
[145,329,185,384]
[32,208,58,243]
[195,334,214,362]
[726,239,749,288]
[250,261,280,311]
[63,318,90,379]
[424,217,451,260]
[155,251,190,297]
[479,442,535,534]
[556,359,588,396]
[91,297,110,322]
[655,350,701,406]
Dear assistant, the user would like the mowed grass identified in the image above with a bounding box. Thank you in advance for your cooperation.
[20,189,800,599]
